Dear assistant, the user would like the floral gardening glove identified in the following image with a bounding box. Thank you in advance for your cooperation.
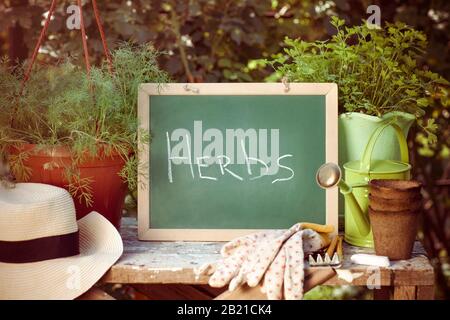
[262,229,323,300]
[207,227,294,288]
[226,223,302,291]
[205,223,333,299]
[203,230,282,287]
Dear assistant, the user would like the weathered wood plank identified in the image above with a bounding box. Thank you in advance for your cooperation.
[303,267,336,291]
[390,254,435,285]
[133,284,215,300]
[373,287,391,300]
[215,284,266,300]
[102,218,434,290]
[215,267,336,300]
[393,286,416,300]
[416,285,435,300]
[77,288,115,300]
[323,266,392,286]
[195,285,227,297]
[101,218,222,284]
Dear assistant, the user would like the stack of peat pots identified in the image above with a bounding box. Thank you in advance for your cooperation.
[368,179,423,260]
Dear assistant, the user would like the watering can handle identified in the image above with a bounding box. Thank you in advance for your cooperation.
[359,119,409,173]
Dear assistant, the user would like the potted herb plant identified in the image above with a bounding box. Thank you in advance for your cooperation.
[270,17,449,166]
[0,43,168,228]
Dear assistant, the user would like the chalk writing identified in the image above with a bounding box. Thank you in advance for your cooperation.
[166,121,294,183]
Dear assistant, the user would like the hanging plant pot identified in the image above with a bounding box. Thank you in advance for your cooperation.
[8,144,128,229]
[1,1,168,234]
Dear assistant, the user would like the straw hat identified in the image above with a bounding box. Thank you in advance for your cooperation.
[0,183,123,300]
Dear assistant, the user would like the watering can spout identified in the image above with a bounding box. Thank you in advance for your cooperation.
[316,163,371,236]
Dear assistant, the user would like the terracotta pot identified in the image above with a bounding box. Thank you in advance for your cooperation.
[369,194,422,212]
[9,144,128,229]
[369,179,422,200]
[369,207,419,260]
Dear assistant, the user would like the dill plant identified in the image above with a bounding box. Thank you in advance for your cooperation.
[0,43,168,203]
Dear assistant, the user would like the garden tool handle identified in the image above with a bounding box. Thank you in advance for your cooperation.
[359,119,409,174]
[300,222,334,248]
[326,235,339,257]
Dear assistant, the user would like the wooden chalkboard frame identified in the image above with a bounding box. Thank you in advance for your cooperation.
[138,83,338,241]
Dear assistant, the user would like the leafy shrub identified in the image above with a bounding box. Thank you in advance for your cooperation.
[0,43,169,201]
[270,17,449,144]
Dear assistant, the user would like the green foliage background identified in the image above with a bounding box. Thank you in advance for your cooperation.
[0,0,449,299]
[270,16,448,145]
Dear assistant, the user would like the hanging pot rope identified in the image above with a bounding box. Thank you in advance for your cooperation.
[91,0,113,73]
[20,0,58,92]
[11,0,59,128]
[77,0,91,75]
[21,0,112,85]
[12,0,113,130]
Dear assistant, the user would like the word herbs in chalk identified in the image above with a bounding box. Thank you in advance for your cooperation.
[165,121,295,183]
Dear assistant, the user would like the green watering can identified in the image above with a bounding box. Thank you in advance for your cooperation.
[316,119,411,248]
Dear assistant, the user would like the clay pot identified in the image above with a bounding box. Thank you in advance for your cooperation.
[369,194,422,212]
[8,144,128,229]
[369,179,422,200]
[369,207,419,260]
[368,179,422,260]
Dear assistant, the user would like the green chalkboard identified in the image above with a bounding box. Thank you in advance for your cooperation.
[138,83,338,241]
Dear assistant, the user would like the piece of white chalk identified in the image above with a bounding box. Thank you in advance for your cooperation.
[350,253,390,267]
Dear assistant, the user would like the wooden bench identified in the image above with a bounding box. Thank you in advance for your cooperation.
[98,218,435,300]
